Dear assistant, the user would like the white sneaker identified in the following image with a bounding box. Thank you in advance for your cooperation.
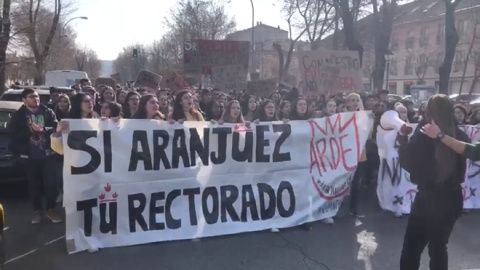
[321,217,335,224]
[394,212,403,218]
[88,247,99,253]
[270,228,280,233]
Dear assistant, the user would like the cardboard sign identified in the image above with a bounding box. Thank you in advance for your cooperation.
[298,49,362,95]
[159,69,189,92]
[211,64,247,91]
[110,73,121,83]
[247,78,278,97]
[134,70,162,90]
[95,77,117,90]
[183,39,250,76]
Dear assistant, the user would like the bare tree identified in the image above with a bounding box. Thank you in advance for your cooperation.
[149,38,173,73]
[114,44,149,82]
[371,0,397,91]
[0,0,12,93]
[458,12,479,95]
[165,0,236,40]
[332,0,365,64]
[11,0,63,85]
[284,0,335,50]
[468,52,480,96]
[74,46,101,78]
[274,2,308,83]
[438,0,462,94]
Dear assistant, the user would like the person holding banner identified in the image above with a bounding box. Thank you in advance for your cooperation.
[323,99,337,117]
[132,94,165,120]
[254,99,278,122]
[398,94,469,270]
[289,98,311,121]
[170,90,204,122]
[122,92,141,119]
[346,93,369,218]
[242,96,258,122]
[220,100,244,124]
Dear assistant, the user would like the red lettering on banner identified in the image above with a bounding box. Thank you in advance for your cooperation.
[309,113,361,200]
[338,77,355,91]
[309,113,360,177]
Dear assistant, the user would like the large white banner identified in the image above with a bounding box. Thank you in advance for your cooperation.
[377,124,480,213]
[62,112,373,254]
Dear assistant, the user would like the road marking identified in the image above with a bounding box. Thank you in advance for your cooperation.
[5,235,65,265]
[5,248,38,264]
[45,235,65,246]
[357,230,378,270]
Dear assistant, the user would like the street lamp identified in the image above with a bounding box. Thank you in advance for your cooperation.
[61,16,88,38]
[385,51,395,91]
[250,0,254,51]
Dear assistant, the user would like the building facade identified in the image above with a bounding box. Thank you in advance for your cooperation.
[362,0,480,95]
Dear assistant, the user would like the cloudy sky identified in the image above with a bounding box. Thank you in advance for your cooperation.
[72,0,288,60]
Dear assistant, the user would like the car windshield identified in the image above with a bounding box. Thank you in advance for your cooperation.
[0,93,50,104]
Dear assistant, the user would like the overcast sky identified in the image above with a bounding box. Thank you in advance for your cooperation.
[72,0,288,61]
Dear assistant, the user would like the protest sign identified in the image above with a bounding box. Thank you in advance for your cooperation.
[376,124,480,214]
[95,77,117,90]
[183,39,250,76]
[247,78,278,97]
[134,70,162,91]
[211,64,247,91]
[111,73,121,83]
[298,49,362,95]
[159,69,189,92]
[62,112,373,253]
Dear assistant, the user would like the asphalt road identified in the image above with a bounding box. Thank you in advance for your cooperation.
[1,181,479,270]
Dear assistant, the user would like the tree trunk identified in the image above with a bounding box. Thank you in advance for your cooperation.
[337,0,364,65]
[438,1,461,95]
[372,1,396,91]
[34,60,45,85]
[468,72,479,96]
[0,0,12,94]
[459,23,477,95]
[273,42,284,83]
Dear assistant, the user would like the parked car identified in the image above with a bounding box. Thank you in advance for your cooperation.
[0,101,25,183]
[0,87,74,105]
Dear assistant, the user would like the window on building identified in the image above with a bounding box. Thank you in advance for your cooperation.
[420,27,429,48]
[404,56,414,75]
[389,58,398,76]
[415,54,428,76]
[405,31,415,50]
[390,36,398,51]
[457,20,465,40]
[436,23,445,45]
[453,50,466,73]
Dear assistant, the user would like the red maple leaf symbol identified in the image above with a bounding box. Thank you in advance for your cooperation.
[112,192,118,199]
[99,193,105,200]
[104,183,111,192]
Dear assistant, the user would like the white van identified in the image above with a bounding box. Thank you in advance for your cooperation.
[45,70,88,87]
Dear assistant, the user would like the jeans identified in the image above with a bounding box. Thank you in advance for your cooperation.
[400,185,463,270]
[350,161,366,213]
[24,155,58,211]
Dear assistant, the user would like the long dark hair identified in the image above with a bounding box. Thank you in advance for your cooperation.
[289,98,311,120]
[54,94,70,120]
[132,94,165,120]
[171,90,199,121]
[255,99,278,121]
[124,91,141,107]
[426,94,457,183]
[70,93,93,119]
[221,100,244,123]
[277,100,290,120]
[102,101,123,118]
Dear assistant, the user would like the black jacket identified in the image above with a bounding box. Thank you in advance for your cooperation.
[9,104,58,158]
[398,121,470,190]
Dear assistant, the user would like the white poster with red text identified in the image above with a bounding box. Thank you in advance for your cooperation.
[62,112,373,254]
[376,124,480,213]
